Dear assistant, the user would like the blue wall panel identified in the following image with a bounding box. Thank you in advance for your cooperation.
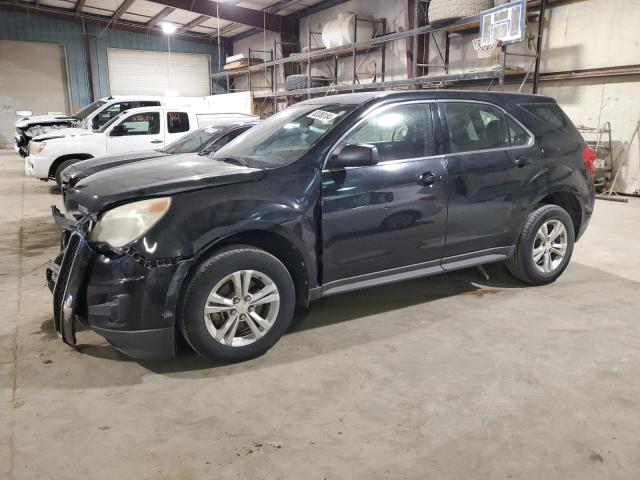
[0,10,224,111]
[0,10,90,109]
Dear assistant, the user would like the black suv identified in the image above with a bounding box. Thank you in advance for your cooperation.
[49,91,596,362]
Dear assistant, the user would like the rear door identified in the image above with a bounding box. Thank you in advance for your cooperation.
[321,101,448,284]
[439,101,546,259]
[105,110,164,154]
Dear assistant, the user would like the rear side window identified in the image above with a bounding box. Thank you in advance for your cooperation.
[343,103,434,162]
[167,112,190,133]
[507,116,531,147]
[444,102,510,153]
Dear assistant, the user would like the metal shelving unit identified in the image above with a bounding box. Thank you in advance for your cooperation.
[212,0,547,113]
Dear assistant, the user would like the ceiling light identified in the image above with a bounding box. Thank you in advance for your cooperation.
[160,22,177,34]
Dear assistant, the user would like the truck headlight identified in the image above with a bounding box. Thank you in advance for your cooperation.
[90,198,171,249]
[30,141,46,155]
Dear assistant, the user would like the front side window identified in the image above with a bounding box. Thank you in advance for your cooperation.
[342,103,433,162]
[162,127,219,154]
[214,104,356,168]
[444,102,510,153]
[112,112,160,136]
[167,112,190,134]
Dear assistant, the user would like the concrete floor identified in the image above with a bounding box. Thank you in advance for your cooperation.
[1,149,640,480]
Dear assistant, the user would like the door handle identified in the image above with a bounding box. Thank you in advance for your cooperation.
[513,157,533,167]
[150,140,163,144]
[417,172,442,186]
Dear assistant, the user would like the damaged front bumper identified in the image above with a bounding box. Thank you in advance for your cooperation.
[47,206,185,360]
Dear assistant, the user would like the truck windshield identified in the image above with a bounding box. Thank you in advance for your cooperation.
[73,100,106,120]
[214,104,355,168]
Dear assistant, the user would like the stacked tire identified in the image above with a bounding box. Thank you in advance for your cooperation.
[285,75,332,92]
[428,0,494,24]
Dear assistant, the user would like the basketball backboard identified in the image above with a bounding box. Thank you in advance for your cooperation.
[479,0,527,45]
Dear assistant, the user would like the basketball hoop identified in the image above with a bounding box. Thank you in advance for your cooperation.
[472,37,502,59]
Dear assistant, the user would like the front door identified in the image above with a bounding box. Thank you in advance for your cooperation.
[321,102,448,284]
[106,110,164,154]
[439,101,546,258]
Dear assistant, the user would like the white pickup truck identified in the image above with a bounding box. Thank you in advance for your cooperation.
[24,106,257,184]
[14,95,209,157]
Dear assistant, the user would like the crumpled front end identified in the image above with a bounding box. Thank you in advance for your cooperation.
[47,206,189,360]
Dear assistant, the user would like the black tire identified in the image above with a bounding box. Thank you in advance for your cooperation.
[285,74,331,91]
[428,0,493,23]
[54,159,81,189]
[178,246,295,362]
[506,204,575,285]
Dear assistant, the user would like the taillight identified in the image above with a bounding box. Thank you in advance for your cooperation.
[582,146,597,177]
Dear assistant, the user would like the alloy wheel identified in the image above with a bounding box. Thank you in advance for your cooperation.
[532,219,568,273]
[203,270,280,347]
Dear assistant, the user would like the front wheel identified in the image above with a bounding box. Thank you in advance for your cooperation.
[506,204,575,285]
[178,246,295,362]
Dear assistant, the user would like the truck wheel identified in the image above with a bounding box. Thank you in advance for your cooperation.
[506,204,575,285]
[178,246,295,362]
[54,159,81,189]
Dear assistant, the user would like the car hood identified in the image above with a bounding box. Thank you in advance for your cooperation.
[66,150,169,179]
[34,127,95,142]
[67,153,265,213]
[15,114,73,128]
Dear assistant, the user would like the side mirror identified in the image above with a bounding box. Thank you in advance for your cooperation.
[330,144,379,168]
[110,124,127,137]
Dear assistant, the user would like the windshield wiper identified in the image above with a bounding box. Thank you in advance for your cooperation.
[218,156,249,166]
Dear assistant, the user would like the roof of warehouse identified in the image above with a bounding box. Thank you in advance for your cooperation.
[7,0,335,41]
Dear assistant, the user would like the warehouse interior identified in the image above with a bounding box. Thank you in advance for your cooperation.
[1,0,640,478]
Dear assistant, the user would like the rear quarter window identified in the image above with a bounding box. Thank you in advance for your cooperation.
[520,103,582,141]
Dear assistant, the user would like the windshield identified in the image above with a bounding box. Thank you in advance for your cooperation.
[73,100,106,120]
[214,104,355,168]
[97,112,126,133]
[162,127,220,154]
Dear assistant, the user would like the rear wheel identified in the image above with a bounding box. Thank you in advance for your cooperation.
[178,246,295,362]
[506,204,575,285]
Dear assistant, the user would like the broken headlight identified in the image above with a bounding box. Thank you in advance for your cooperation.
[29,141,46,155]
[90,197,172,249]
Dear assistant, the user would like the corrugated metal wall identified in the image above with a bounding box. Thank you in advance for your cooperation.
[0,10,225,111]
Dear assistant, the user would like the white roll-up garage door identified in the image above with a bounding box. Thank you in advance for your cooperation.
[0,40,70,148]
[107,48,210,97]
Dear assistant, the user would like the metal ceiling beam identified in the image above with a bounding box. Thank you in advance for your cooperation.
[289,0,351,19]
[149,0,295,32]
[112,0,135,20]
[74,0,85,16]
[146,6,174,28]
[0,1,224,46]
[177,14,209,33]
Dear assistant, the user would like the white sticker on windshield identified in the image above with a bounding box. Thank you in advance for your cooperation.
[307,110,338,124]
[204,127,220,133]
